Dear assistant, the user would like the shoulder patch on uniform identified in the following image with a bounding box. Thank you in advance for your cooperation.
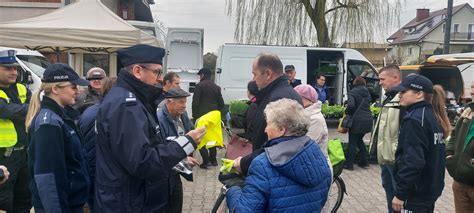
[34,109,63,130]
[125,92,137,106]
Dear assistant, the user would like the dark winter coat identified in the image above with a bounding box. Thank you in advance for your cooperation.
[394,101,445,208]
[240,75,302,176]
[446,103,474,186]
[28,96,89,212]
[227,136,332,212]
[94,71,197,212]
[346,85,373,134]
[78,103,100,205]
[191,79,224,120]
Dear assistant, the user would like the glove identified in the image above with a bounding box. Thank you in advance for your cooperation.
[220,158,237,174]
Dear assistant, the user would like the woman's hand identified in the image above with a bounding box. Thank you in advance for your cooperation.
[233,157,242,169]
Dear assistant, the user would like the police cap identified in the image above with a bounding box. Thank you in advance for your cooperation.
[390,74,433,94]
[0,49,20,67]
[42,63,89,86]
[118,44,166,67]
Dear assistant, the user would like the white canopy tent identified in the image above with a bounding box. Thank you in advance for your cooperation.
[0,0,162,52]
[0,0,163,75]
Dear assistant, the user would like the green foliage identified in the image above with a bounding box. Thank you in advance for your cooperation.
[229,100,249,116]
[318,65,337,75]
[370,105,381,117]
[321,103,345,119]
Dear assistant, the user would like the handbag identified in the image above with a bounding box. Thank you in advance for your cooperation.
[226,134,253,160]
[340,96,367,130]
[337,115,349,134]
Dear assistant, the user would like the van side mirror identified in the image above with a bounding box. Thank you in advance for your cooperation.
[216,68,222,74]
[24,71,33,85]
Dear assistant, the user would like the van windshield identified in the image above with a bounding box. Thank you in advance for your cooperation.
[16,55,50,78]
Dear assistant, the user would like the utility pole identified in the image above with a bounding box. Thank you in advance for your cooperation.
[443,0,454,54]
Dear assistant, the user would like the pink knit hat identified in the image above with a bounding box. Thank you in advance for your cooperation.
[294,84,318,103]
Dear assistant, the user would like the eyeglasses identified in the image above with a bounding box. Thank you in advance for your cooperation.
[139,65,163,76]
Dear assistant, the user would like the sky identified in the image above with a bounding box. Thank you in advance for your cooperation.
[151,0,474,53]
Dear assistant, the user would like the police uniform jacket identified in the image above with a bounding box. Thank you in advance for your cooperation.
[28,96,90,212]
[394,101,445,208]
[94,71,197,212]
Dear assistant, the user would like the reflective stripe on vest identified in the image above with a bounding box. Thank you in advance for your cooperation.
[0,83,27,147]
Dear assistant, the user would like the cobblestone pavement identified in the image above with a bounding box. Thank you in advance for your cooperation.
[183,127,455,213]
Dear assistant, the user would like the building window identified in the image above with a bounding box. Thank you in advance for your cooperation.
[469,24,474,40]
[453,24,459,33]
[83,54,109,77]
[408,47,413,55]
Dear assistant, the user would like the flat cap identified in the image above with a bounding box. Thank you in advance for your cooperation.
[118,44,166,67]
[165,88,190,98]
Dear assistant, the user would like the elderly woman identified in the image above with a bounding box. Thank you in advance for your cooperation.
[226,98,332,212]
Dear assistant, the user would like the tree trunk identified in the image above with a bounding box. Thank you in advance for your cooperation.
[302,0,332,47]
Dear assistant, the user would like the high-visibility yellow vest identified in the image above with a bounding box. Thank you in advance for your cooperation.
[0,83,27,147]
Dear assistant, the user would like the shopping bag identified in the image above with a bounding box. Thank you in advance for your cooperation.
[328,138,346,176]
[225,135,252,160]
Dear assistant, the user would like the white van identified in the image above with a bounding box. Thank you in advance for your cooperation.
[164,28,204,116]
[215,44,380,105]
[0,47,50,92]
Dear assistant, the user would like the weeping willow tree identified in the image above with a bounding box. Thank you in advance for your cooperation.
[226,0,402,47]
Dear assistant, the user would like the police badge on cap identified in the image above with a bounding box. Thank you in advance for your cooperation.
[0,50,20,67]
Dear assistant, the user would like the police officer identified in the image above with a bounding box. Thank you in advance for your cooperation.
[95,44,206,212]
[26,63,90,212]
[0,49,32,212]
[390,74,447,212]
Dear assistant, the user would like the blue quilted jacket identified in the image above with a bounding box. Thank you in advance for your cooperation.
[227,136,332,212]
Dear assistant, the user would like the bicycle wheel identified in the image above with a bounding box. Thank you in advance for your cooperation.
[329,175,345,213]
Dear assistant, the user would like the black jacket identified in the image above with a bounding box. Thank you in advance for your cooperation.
[346,86,373,134]
[192,79,224,119]
[289,79,302,88]
[94,71,197,212]
[394,101,445,207]
[240,75,302,176]
[0,84,31,147]
[78,103,100,202]
[28,96,89,212]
